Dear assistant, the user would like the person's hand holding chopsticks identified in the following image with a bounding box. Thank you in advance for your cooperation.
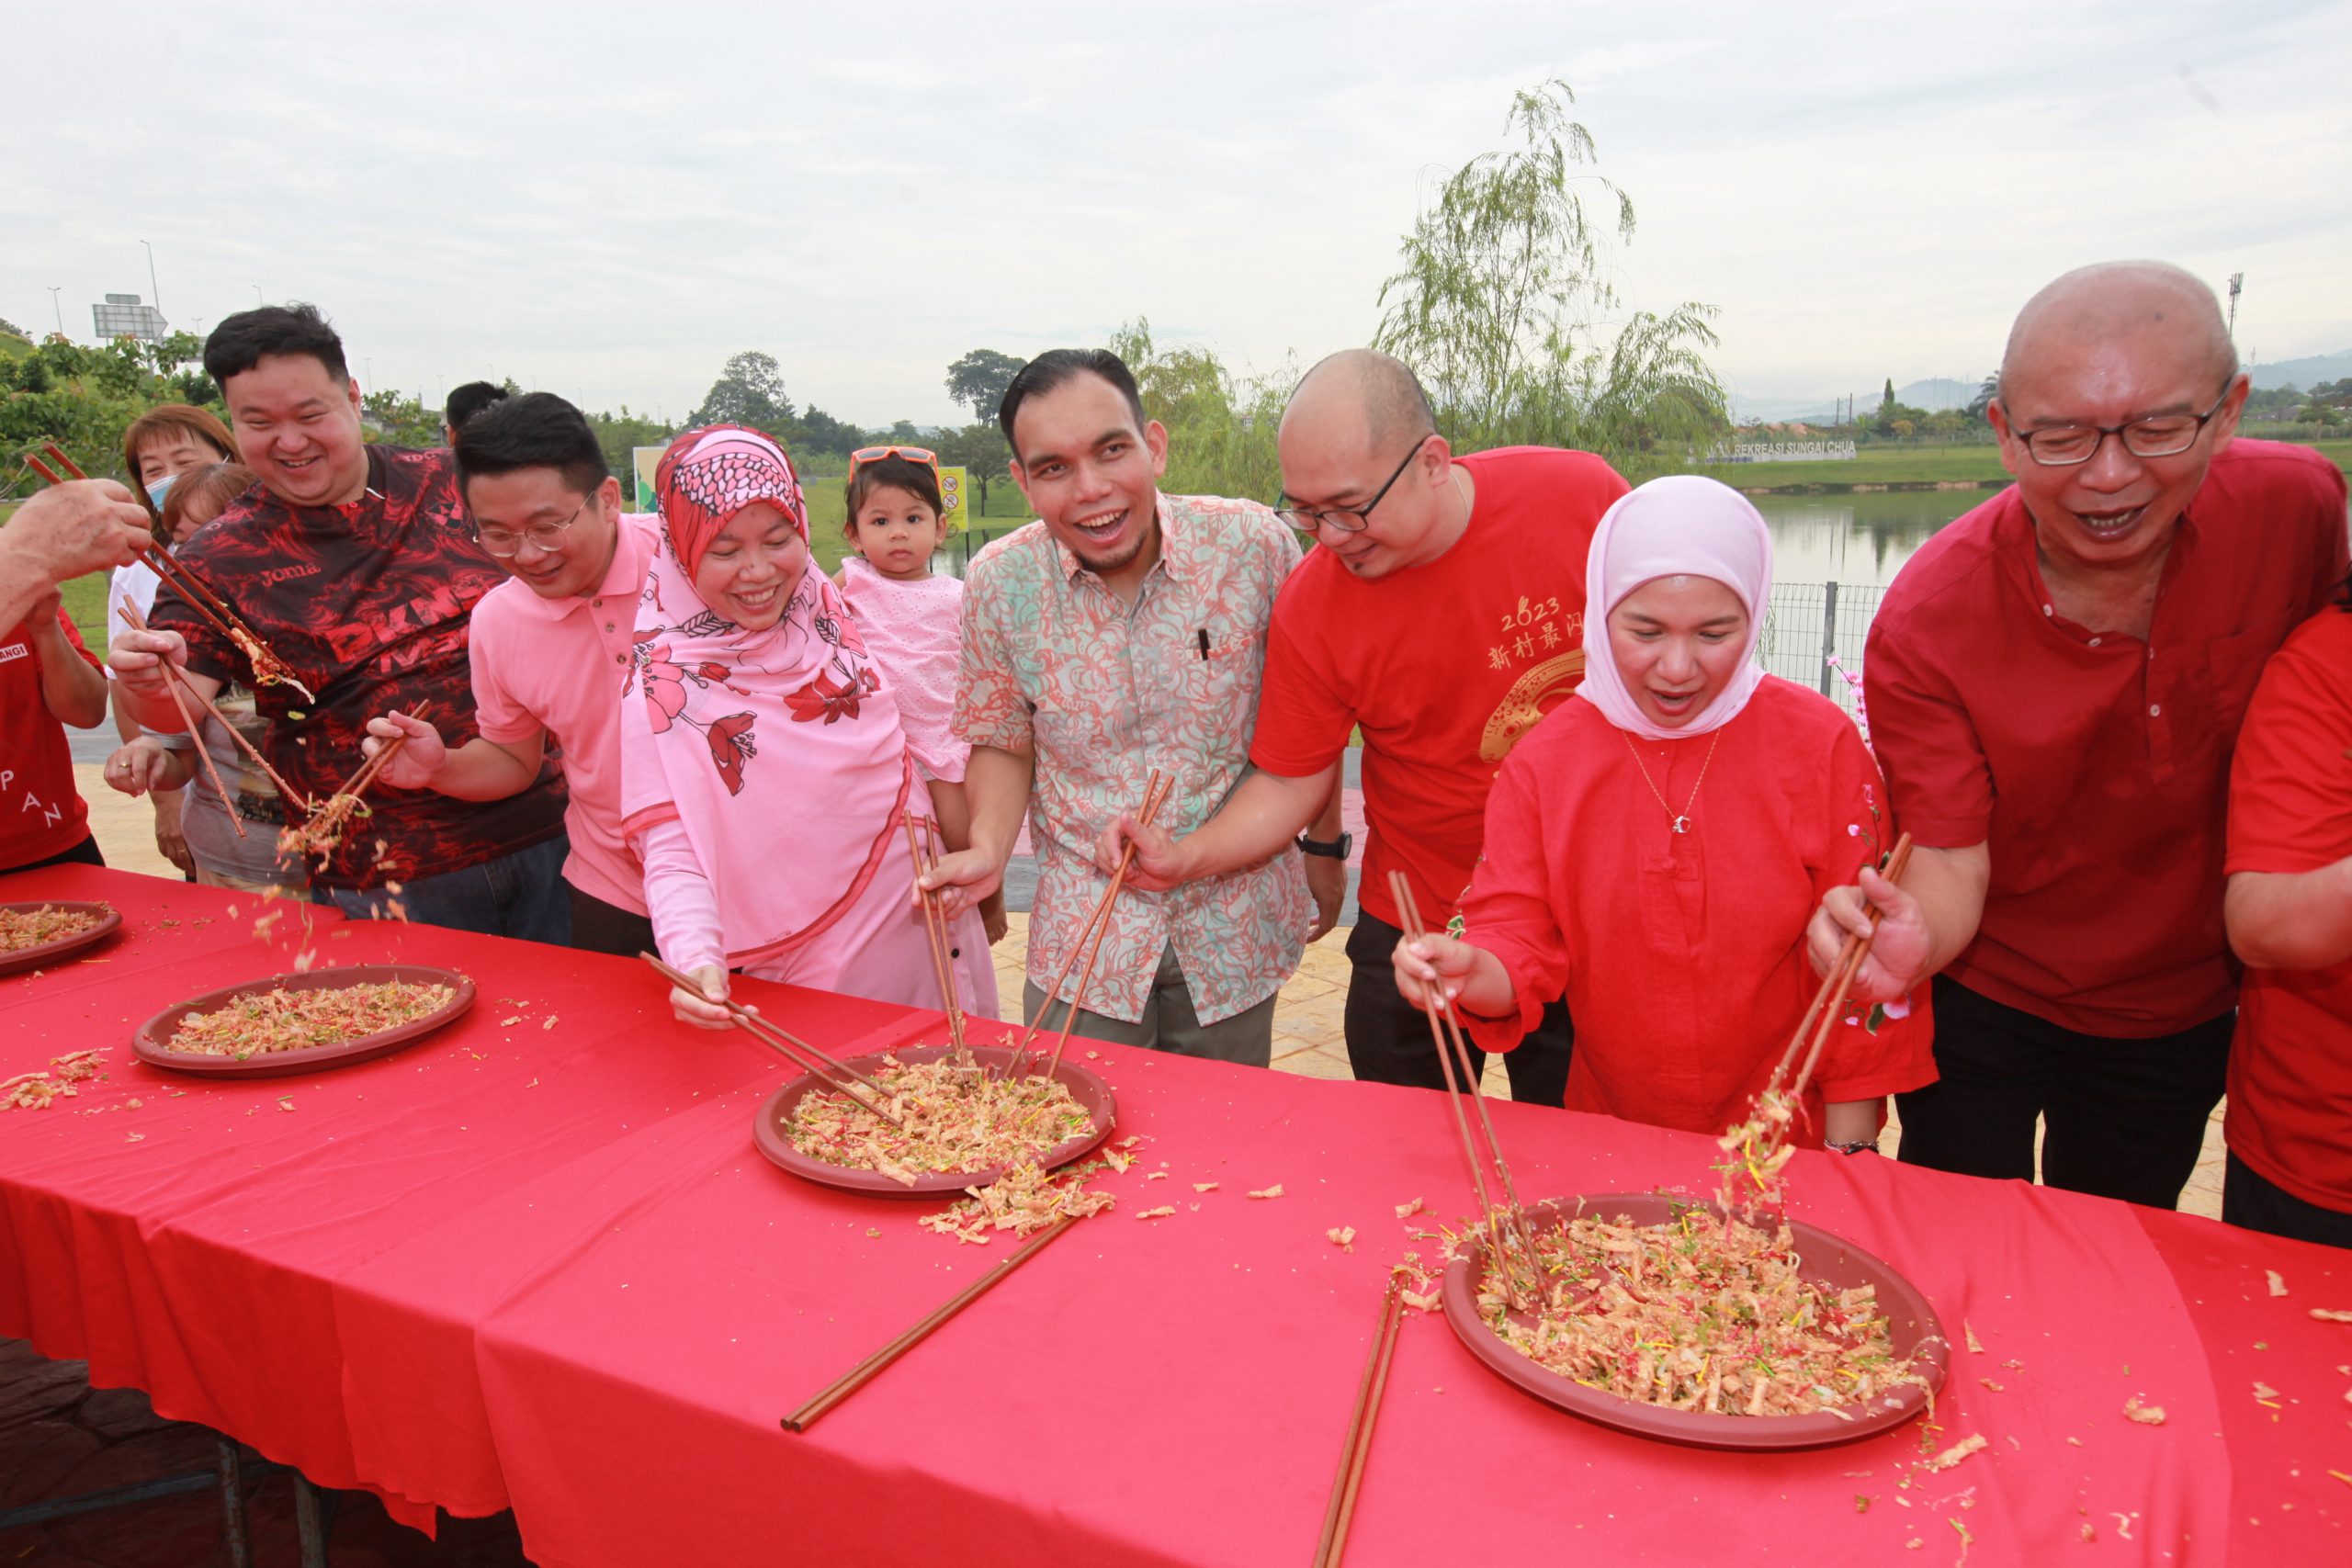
[668,961,746,1032]
[1806,861,1934,1006]
[105,625,199,709]
[1391,927,1515,1020]
[360,710,449,790]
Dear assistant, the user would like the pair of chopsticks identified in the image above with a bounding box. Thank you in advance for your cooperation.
[1389,872,1540,1304]
[25,444,310,699]
[637,950,905,1129]
[900,810,967,1056]
[116,597,311,836]
[1313,1278,1404,1566]
[781,1210,1084,1433]
[1766,831,1917,1105]
[1002,770,1173,1081]
[287,702,435,848]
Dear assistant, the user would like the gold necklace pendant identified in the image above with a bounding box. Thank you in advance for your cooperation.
[1624,728,1723,836]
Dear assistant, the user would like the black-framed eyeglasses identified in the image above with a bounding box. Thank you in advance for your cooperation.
[2008,383,2235,468]
[1275,435,1433,534]
[476,498,587,558]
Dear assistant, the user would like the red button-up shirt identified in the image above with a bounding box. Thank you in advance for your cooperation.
[1865,438,2348,1037]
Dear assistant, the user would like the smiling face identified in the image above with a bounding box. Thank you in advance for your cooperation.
[1007,371,1168,590]
[466,468,623,601]
[850,483,944,581]
[222,353,370,508]
[1606,575,1751,730]
[692,501,808,631]
[1276,412,1458,581]
[1989,271,2245,579]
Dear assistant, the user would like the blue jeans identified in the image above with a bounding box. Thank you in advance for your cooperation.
[314,834,571,944]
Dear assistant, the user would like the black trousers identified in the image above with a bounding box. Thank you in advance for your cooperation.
[568,885,659,959]
[3,835,106,875]
[1895,975,2231,1209]
[1343,912,1573,1106]
[2223,1152,2352,1250]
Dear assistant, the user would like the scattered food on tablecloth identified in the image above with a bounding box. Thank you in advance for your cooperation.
[161,979,458,1058]
[2121,1396,2165,1425]
[2,1049,107,1110]
[1922,1433,1987,1472]
[1136,1205,1177,1221]
[1977,1377,2004,1393]
[1395,1196,1424,1219]
[1963,1321,1984,1353]
[2267,1269,2289,1297]
[1145,1170,1168,1182]
[1193,1181,1217,1193]
[1328,1225,1356,1252]
[2310,1307,2352,1323]
[1249,1184,1283,1199]
[919,1158,1115,1246]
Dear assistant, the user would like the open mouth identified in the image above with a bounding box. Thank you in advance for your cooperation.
[1067,507,1129,547]
[1647,688,1705,716]
[2073,504,2147,539]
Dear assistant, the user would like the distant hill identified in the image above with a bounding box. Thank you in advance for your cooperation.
[1893,377,1981,412]
[1731,373,1983,425]
[2248,351,2352,391]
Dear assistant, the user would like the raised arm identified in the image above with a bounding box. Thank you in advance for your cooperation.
[1097,762,1336,891]
[0,480,152,631]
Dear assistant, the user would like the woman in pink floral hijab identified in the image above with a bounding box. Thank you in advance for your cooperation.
[620,424,995,1022]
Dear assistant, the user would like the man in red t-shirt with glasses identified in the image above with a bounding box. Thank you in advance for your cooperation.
[1102,349,1628,1103]
[1809,261,2349,1210]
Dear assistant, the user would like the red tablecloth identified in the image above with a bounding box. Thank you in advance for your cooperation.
[3,867,2347,1565]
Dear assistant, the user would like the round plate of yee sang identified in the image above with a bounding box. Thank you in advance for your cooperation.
[132,964,476,1078]
[753,1042,1116,1197]
[0,901,124,977]
[1442,1193,1949,1450]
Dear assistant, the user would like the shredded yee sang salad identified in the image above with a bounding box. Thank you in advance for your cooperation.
[164,980,458,1058]
[786,1054,1097,1184]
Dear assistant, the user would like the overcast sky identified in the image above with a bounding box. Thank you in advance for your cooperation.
[9,1,2347,425]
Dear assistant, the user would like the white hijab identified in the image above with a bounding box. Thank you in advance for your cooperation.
[1574,474,1773,742]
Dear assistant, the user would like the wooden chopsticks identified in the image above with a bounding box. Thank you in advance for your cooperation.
[28,443,312,700]
[117,596,310,813]
[1003,770,1172,1080]
[637,951,906,1128]
[780,1211,1084,1433]
[1768,832,1916,1104]
[900,810,967,1057]
[284,701,435,851]
[1312,1277,1404,1567]
[1388,872,1540,1304]
[116,595,247,838]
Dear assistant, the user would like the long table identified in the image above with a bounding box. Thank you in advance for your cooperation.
[3,865,2347,1565]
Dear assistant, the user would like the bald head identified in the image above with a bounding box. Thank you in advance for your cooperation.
[2000,262,2237,397]
[1283,348,1437,459]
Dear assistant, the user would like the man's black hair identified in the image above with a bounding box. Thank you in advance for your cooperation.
[997,348,1148,457]
[445,380,511,435]
[201,302,347,387]
[452,391,610,498]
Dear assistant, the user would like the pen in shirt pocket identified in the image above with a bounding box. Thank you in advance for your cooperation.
[1197,627,1209,660]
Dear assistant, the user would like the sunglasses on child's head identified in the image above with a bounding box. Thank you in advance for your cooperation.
[848,445,939,477]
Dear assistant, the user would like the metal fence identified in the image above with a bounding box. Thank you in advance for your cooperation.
[1758,581,1884,716]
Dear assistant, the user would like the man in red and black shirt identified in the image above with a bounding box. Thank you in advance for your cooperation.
[109,304,570,939]
[1811,262,2349,1210]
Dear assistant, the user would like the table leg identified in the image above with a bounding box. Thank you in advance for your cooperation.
[292,1472,335,1568]
[214,1436,251,1568]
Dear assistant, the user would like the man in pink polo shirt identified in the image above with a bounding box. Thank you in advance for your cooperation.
[362,393,659,953]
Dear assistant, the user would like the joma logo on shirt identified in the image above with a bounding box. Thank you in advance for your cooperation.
[257,564,322,589]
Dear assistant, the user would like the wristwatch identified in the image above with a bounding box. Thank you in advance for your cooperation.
[1295,831,1352,860]
[1825,1138,1881,1156]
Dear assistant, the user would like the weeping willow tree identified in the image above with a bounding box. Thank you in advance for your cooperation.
[1106,318,1290,502]
[1374,80,1728,473]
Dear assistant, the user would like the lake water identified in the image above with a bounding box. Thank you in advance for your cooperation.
[944,487,1997,593]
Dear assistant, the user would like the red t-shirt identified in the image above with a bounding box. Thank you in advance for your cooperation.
[152,446,568,889]
[1459,678,1935,1144]
[2223,604,2352,1212]
[1865,438,2348,1036]
[1250,446,1628,928]
[0,608,101,870]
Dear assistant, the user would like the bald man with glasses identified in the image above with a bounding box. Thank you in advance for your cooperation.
[1805,260,2349,1210]
[1103,348,1629,1103]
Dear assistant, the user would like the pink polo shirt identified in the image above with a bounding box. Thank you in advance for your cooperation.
[468,512,660,915]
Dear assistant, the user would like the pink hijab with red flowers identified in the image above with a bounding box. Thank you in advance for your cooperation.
[619,424,914,967]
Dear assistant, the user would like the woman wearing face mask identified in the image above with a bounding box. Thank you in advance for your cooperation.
[1392,476,1935,1152]
[621,425,996,1026]
[105,406,240,877]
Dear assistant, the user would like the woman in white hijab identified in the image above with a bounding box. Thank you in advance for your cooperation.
[1394,476,1934,1151]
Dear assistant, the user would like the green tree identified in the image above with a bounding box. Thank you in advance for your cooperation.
[796,405,865,459]
[1106,318,1288,502]
[1966,375,1997,423]
[361,388,442,447]
[690,350,797,437]
[933,422,1012,513]
[944,349,1024,424]
[1374,79,1727,471]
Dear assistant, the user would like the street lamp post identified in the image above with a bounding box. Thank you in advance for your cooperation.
[252,285,263,307]
[141,240,162,315]
[47,287,63,335]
